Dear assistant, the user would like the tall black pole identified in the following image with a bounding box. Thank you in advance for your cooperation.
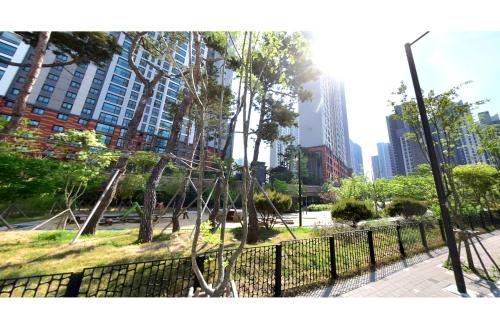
[405,41,467,294]
[298,146,302,227]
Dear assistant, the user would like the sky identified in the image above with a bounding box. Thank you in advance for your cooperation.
[233,31,500,176]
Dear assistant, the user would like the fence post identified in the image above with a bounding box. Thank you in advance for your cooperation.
[367,230,376,269]
[274,244,282,297]
[438,219,446,242]
[419,222,428,251]
[396,225,406,258]
[329,236,337,280]
[64,272,83,297]
[193,255,205,289]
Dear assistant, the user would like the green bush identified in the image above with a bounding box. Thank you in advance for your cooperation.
[331,198,373,227]
[307,203,333,212]
[386,198,428,219]
[254,190,292,229]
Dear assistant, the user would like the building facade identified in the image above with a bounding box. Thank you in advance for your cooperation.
[0,32,214,157]
[298,76,352,184]
[349,139,363,176]
[386,107,427,176]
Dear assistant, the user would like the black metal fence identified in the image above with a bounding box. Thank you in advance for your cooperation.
[1,216,499,298]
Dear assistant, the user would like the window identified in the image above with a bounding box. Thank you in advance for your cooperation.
[108,83,126,96]
[93,78,103,85]
[57,113,69,120]
[47,73,59,81]
[167,89,177,98]
[130,91,138,100]
[42,84,55,92]
[61,102,73,110]
[105,93,124,105]
[78,63,88,69]
[132,83,141,92]
[158,129,170,138]
[154,100,161,108]
[0,42,16,56]
[66,91,77,99]
[111,74,128,87]
[32,107,44,115]
[74,71,84,78]
[81,108,92,116]
[37,95,50,104]
[169,82,180,91]
[11,88,20,95]
[122,118,130,127]
[149,117,157,125]
[102,102,121,115]
[52,125,64,132]
[96,68,106,75]
[17,76,25,83]
[28,120,39,127]
[114,66,131,78]
[125,110,134,118]
[99,112,118,125]
[78,118,88,126]
[99,135,112,145]
[95,123,115,134]
[122,40,131,49]
[56,54,68,61]
[88,88,99,96]
[147,125,155,134]
[0,114,12,121]
[157,85,165,92]
[0,32,21,45]
[0,69,4,79]
[116,138,123,147]
[70,81,81,88]
[52,65,63,71]
[120,128,127,137]
[4,100,14,107]
[120,49,129,58]
[139,59,147,67]
[117,57,130,68]
[127,100,136,108]
[145,135,153,142]
[85,98,96,105]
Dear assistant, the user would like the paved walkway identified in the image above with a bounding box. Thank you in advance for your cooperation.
[300,230,500,297]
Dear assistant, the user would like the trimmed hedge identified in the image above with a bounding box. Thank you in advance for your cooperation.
[331,198,373,227]
[307,204,333,212]
[386,198,427,219]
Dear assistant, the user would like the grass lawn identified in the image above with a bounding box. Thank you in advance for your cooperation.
[0,226,315,279]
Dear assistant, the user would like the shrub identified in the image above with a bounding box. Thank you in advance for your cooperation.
[307,203,333,212]
[254,190,292,229]
[331,198,373,227]
[386,198,427,219]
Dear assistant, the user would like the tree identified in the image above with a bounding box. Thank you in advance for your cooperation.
[473,123,500,169]
[269,166,293,183]
[331,199,373,227]
[246,32,318,244]
[386,198,428,219]
[80,32,181,236]
[253,190,292,230]
[330,175,371,201]
[454,163,499,218]
[0,32,120,140]
[390,81,487,227]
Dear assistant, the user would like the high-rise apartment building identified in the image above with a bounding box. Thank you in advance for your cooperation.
[386,107,427,176]
[371,155,381,180]
[478,110,500,125]
[0,32,215,157]
[270,124,299,169]
[298,77,352,184]
[376,142,393,179]
[349,140,363,176]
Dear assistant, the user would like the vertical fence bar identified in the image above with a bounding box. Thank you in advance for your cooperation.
[193,255,205,289]
[274,244,282,297]
[63,272,83,297]
[396,225,406,258]
[367,230,376,269]
[419,222,428,251]
[329,236,337,280]
[438,219,446,242]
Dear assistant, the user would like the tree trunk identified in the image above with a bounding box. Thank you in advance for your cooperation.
[208,178,222,226]
[246,107,266,244]
[0,32,50,140]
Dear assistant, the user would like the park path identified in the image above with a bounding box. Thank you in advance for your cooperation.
[299,230,500,297]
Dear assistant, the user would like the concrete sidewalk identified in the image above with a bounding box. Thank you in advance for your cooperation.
[300,230,500,297]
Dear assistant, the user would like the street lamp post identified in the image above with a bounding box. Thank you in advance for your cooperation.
[405,32,467,294]
[297,146,303,227]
